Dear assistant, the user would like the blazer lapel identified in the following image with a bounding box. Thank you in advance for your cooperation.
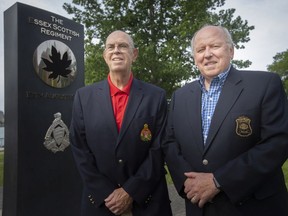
[117,79,143,145]
[96,80,118,140]
[186,82,205,152]
[204,68,244,151]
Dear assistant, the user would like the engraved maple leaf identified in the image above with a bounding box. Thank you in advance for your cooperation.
[42,46,72,82]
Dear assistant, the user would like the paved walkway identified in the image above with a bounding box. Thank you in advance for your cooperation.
[0,185,185,216]
[168,184,186,216]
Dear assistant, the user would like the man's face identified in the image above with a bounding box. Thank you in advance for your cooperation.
[103,31,138,74]
[193,26,234,81]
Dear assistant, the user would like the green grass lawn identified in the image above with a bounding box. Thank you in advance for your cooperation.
[283,160,288,188]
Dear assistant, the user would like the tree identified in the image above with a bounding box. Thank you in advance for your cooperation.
[63,0,254,98]
[267,49,288,94]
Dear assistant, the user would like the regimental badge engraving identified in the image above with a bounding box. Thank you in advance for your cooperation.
[235,116,252,137]
[44,112,70,153]
[140,124,152,141]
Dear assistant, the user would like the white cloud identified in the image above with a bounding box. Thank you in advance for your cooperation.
[221,0,288,71]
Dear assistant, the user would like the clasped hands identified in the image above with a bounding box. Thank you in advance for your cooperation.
[105,187,133,215]
[184,172,220,208]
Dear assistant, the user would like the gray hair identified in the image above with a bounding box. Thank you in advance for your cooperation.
[191,25,234,57]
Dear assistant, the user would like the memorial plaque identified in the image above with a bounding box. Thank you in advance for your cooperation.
[4,3,84,216]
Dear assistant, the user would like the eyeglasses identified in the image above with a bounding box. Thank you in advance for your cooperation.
[105,43,130,53]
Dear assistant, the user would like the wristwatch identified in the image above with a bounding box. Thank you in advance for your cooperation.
[213,177,222,190]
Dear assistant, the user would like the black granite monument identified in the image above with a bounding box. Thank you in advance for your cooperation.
[4,3,84,215]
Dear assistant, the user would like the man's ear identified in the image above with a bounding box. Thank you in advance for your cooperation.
[103,51,107,63]
[133,48,139,61]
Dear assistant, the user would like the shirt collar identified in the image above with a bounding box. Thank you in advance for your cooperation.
[108,73,133,96]
[199,64,231,90]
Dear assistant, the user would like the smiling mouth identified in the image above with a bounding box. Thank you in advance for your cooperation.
[205,62,216,66]
[112,57,123,61]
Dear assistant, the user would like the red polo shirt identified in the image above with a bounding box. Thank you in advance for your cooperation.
[108,74,133,131]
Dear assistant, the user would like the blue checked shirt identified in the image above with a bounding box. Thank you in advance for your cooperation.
[199,66,230,144]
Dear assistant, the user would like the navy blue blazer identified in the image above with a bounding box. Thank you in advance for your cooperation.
[70,78,172,216]
[163,67,288,216]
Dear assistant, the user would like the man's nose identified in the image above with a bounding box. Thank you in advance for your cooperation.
[204,49,213,58]
[113,46,121,53]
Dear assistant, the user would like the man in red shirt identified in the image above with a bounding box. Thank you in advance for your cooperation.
[70,30,172,216]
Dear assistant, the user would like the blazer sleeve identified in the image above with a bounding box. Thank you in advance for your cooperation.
[214,73,288,203]
[69,90,116,207]
[162,92,193,196]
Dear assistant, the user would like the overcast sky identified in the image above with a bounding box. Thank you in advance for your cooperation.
[1,0,288,112]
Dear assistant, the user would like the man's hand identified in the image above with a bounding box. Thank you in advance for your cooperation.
[184,172,220,208]
[104,188,133,215]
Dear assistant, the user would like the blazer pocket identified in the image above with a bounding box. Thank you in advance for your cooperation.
[132,117,155,142]
[230,111,260,140]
